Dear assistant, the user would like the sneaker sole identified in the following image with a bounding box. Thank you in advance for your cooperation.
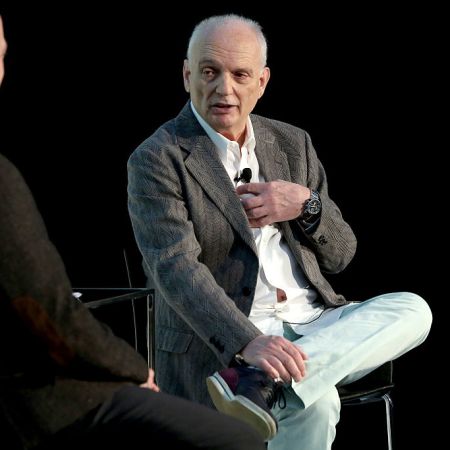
[206,372,277,441]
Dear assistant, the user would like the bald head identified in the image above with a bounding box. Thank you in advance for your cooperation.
[187,15,267,69]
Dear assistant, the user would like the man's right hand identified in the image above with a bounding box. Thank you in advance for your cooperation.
[240,335,308,383]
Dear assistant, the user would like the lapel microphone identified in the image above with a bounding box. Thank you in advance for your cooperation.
[234,168,252,184]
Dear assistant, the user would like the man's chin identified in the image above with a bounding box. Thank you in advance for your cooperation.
[210,115,239,131]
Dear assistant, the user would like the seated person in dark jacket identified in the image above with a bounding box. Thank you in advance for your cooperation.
[0,15,264,450]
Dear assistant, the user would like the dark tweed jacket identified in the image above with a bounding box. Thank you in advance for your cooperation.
[0,154,149,449]
[128,103,357,406]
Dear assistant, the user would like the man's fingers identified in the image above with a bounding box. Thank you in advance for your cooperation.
[240,195,264,211]
[236,182,265,196]
[245,205,267,219]
[282,345,307,379]
[243,335,308,383]
[298,347,308,361]
[260,354,305,384]
[248,217,272,228]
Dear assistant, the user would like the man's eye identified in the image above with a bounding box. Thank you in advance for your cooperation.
[234,72,249,81]
[202,69,215,77]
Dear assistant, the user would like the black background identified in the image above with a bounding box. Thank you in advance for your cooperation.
[1,5,444,449]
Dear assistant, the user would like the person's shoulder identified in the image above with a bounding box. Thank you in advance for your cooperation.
[130,117,178,157]
[129,103,201,163]
[0,153,24,188]
[251,114,310,149]
[0,153,34,213]
[127,115,194,174]
[0,153,15,172]
[252,114,307,137]
[145,118,178,146]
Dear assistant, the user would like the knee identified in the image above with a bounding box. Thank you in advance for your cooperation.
[403,292,432,331]
[393,292,432,343]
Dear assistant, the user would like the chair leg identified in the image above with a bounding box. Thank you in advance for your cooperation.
[148,292,156,370]
[382,393,393,450]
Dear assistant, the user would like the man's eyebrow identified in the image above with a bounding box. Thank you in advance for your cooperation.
[198,58,219,66]
[198,58,253,73]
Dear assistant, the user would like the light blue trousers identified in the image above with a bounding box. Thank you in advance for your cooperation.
[268,292,432,450]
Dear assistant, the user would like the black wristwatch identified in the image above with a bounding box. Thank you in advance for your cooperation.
[301,190,322,223]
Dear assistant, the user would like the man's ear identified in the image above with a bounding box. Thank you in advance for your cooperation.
[258,66,271,98]
[183,59,190,93]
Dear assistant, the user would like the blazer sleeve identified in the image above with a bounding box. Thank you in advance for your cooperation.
[296,132,357,274]
[0,154,148,383]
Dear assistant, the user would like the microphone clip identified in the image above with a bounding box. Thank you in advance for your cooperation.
[234,168,252,184]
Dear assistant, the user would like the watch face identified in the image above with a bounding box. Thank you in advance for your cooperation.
[306,199,321,215]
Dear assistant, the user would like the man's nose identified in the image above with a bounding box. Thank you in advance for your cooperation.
[215,73,234,96]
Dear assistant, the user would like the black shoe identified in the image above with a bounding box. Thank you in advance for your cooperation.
[206,366,283,441]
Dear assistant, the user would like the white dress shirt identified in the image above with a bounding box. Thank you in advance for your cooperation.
[191,103,344,337]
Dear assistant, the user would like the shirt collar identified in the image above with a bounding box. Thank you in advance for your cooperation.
[190,102,256,165]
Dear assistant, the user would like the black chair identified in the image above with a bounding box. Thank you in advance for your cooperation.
[73,240,156,364]
[337,361,394,450]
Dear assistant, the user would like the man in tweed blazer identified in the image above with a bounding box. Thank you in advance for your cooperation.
[0,15,265,450]
[128,14,432,449]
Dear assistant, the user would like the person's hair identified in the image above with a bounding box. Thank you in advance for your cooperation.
[187,14,268,68]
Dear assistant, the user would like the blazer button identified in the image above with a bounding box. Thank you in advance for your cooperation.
[242,287,252,296]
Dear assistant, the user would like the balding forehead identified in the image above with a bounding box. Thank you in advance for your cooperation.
[199,21,259,46]
[191,24,263,67]
[187,15,268,68]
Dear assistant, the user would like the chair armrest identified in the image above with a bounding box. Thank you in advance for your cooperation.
[73,287,155,369]
[73,287,154,308]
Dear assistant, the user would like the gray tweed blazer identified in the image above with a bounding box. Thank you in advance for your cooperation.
[0,154,149,449]
[128,103,357,405]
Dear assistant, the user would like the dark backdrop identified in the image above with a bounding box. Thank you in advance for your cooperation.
[1,5,443,449]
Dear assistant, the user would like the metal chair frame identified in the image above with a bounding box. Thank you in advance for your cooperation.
[75,287,155,368]
[338,362,394,450]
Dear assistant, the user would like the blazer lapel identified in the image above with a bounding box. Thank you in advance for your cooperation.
[252,120,291,183]
[252,118,297,239]
[176,106,257,254]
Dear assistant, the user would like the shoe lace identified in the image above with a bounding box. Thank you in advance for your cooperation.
[267,381,286,410]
